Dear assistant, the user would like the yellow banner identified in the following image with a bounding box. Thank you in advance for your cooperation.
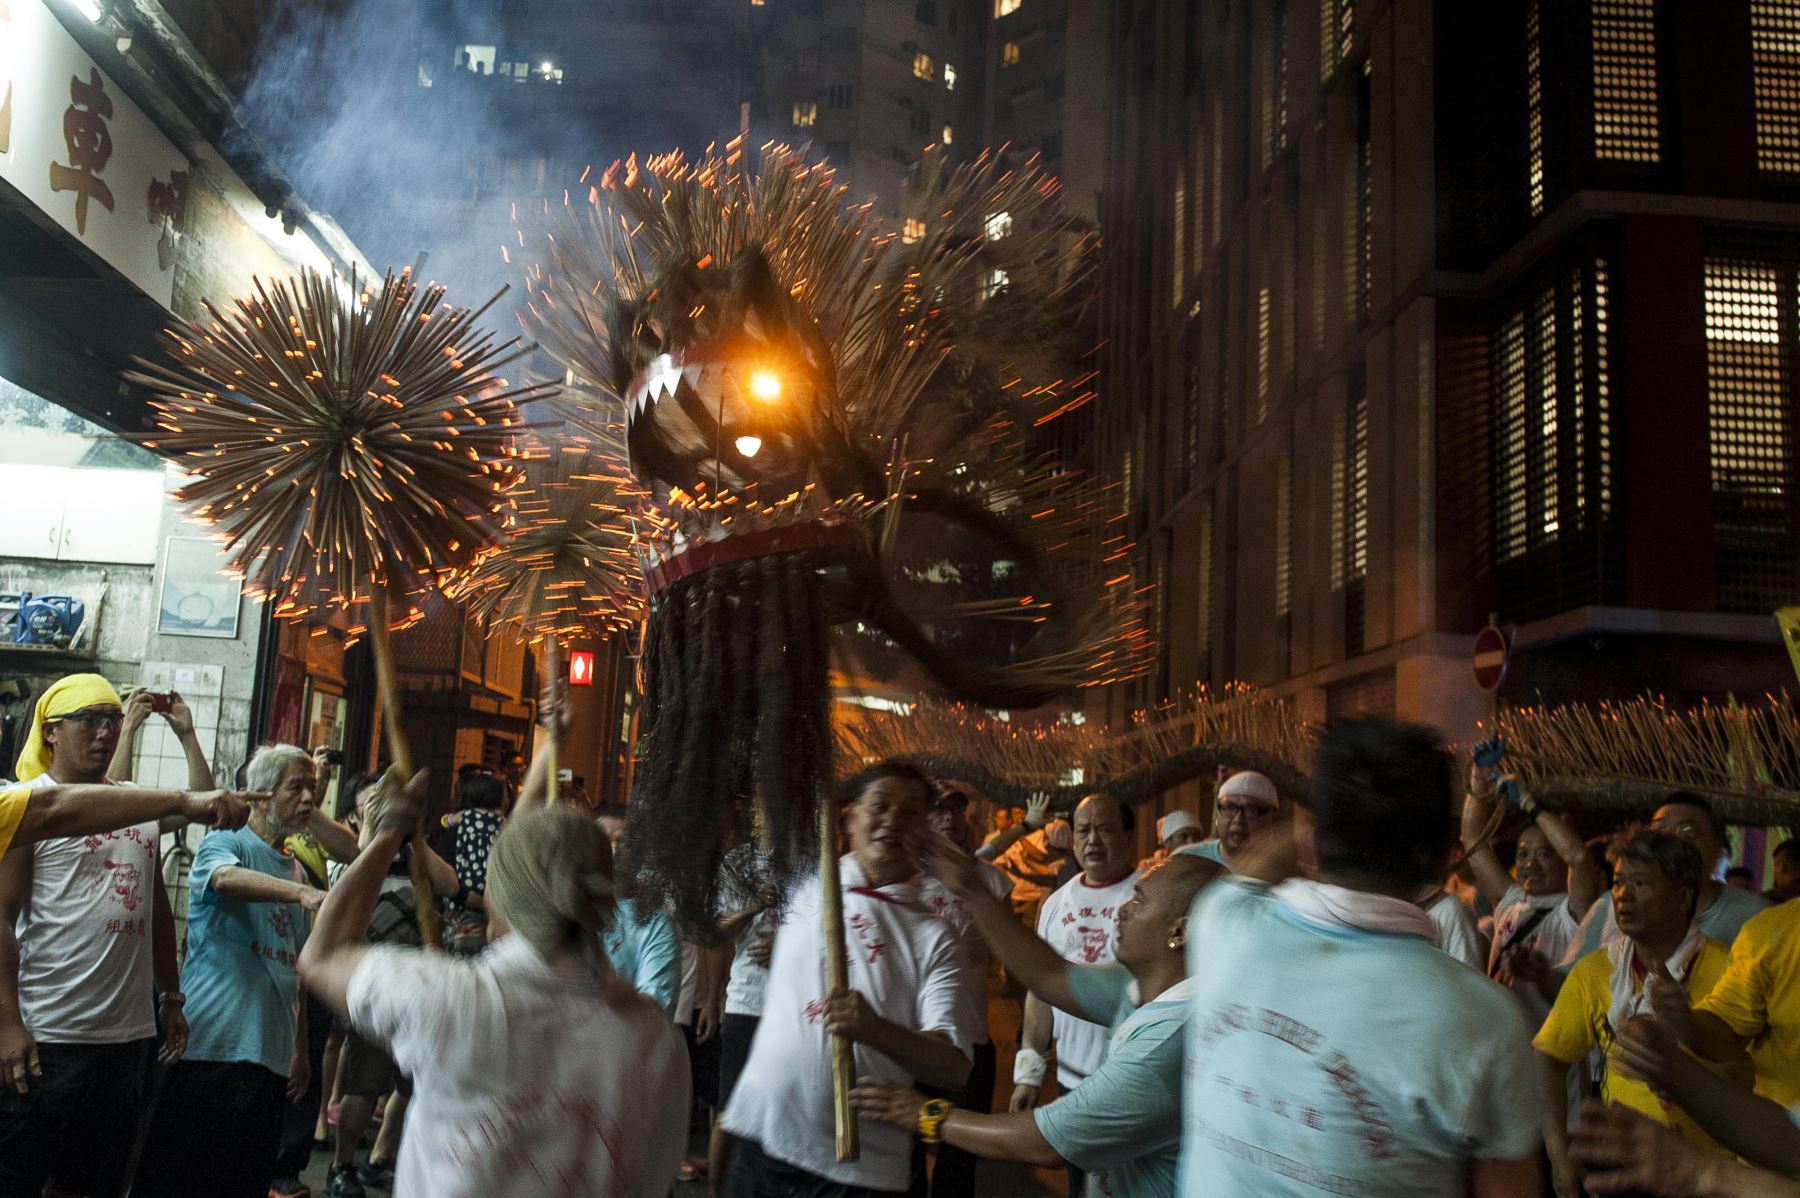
[1779,606,1800,687]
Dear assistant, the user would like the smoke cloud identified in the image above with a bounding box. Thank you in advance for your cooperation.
[229,0,750,318]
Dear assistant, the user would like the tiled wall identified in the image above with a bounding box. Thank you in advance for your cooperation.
[131,660,223,789]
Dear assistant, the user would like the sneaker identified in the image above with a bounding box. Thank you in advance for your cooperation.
[357,1159,396,1191]
[325,1164,367,1198]
[269,1179,311,1198]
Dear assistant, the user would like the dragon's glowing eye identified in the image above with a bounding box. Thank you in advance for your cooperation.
[749,370,782,402]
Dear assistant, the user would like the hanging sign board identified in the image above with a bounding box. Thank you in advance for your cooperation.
[0,0,190,308]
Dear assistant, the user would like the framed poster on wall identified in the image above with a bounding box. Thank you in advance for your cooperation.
[156,536,243,638]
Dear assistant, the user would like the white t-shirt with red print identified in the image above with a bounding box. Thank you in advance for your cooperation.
[14,773,158,1043]
[348,935,690,1198]
[1036,868,1140,1088]
[721,855,974,1191]
[919,859,1015,1045]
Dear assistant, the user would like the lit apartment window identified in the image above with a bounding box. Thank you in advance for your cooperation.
[995,0,1022,15]
[1752,0,1800,173]
[1347,386,1369,584]
[1592,0,1661,162]
[902,217,927,244]
[944,63,958,90]
[914,52,935,80]
[1491,257,1614,584]
[1275,440,1294,618]
[1002,41,1021,67]
[792,101,818,127]
[941,124,954,145]
[1526,0,1545,215]
[1256,285,1272,423]
[1172,182,1186,307]
[984,210,1013,240]
[980,268,1011,301]
[456,44,497,74]
[1704,246,1800,612]
[1320,0,1353,82]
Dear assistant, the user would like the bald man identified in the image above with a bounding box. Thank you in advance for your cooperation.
[1012,794,1141,1198]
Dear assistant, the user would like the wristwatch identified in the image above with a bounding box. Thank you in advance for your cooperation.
[918,1098,953,1144]
[158,991,185,1007]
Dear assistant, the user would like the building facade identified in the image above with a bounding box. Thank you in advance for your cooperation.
[1094,0,1800,750]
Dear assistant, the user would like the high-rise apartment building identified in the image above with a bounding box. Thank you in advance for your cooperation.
[983,0,1105,223]
[1095,0,1800,737]
[755,0,986,215]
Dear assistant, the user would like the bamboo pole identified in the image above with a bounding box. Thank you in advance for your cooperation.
[542,638,560,806]
[817,792,859,1161]
[366,578,442,951]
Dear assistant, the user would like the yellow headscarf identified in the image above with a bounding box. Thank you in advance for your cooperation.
[14,673,122,781]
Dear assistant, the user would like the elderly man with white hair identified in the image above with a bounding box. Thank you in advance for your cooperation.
[1179,770,1289,873]
[134,743,328,1198]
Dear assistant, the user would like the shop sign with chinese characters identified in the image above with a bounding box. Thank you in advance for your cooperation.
[0,0,190,308]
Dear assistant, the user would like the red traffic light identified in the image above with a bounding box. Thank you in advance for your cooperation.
[569,650,595,687]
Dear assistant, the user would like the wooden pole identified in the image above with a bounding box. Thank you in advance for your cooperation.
[817,793,859,1161]
[366,578,442,951]
[542,638,560,806]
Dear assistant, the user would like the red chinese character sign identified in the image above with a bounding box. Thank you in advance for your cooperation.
[0,0,188,306]
[46,66,113,233]
[569,650,595,687]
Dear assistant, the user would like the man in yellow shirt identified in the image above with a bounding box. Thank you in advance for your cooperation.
[1654,889,1800,1108]
[1535,831,1733,1198]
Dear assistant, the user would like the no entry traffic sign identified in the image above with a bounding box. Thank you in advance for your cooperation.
[1472,624,1509,691]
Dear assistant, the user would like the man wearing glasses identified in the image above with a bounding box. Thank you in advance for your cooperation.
[1180,770,1289,874]
[0,672,231,1198]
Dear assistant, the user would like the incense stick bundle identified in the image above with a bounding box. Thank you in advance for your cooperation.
[128,267,553,945]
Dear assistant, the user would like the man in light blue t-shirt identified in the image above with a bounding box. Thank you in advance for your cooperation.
[1178,768,1289,873]
[135,746,320,1198]
[596,804,681,1017]
[850,850,1224,1197]
[1182,719,1543,1198]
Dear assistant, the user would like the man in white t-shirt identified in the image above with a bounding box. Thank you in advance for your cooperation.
[299,772,689,1198]
[1015,793,1139,1198]
[721,761,974,1196]
[0,672,217,1198]
[1461,763,1603,1027]
[918,783,1015,1198]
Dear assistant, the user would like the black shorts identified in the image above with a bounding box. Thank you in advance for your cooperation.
[0,1037,151,1198]
[133,1059,286,1198]
[340,1028,399,1097]
[681,1017,721,1113]
[716,1013,760,1109]
[725,1136,888,1198]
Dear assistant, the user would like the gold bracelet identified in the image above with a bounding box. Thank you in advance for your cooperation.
[918,1098,953,1144]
